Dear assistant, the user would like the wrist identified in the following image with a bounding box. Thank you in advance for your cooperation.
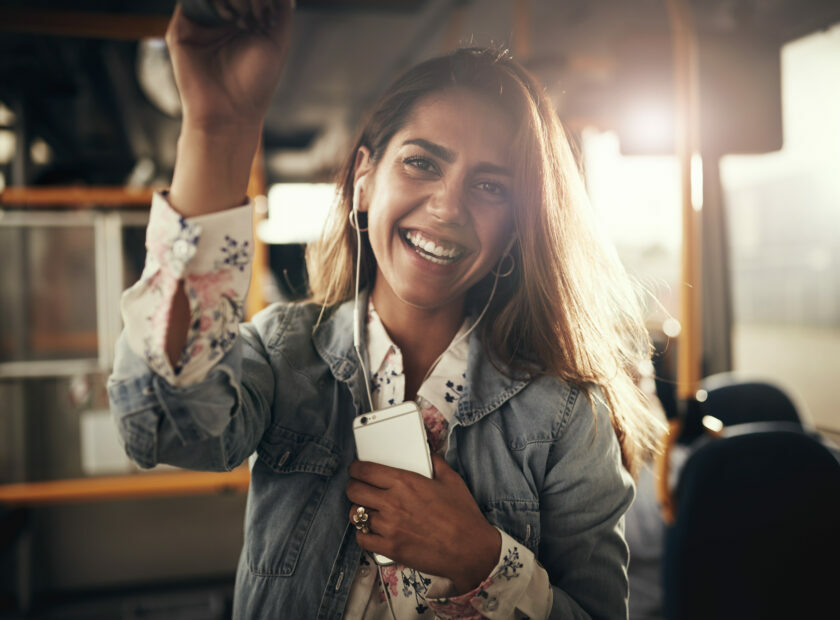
[450,524,501,594]
[169,124,262,217]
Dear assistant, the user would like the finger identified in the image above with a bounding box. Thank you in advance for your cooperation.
[348,504,373,530]
[345,478,388,510]
[349,505,388,540]
[348,460,401,489]
[228,0,258,26]
[355,528,395,557]
[352,514,394,556]
[167,3,237,47]
[263,3,293,47]
[431,453,453,480]
[250,0,269,23]
[211,0,235,21]
[227,0,250,15]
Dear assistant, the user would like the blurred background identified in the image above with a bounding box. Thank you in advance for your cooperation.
[0,0,839,617]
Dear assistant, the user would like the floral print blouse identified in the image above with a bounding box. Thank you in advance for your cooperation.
[123,192,552,619]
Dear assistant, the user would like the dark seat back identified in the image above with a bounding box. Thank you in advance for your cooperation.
[702,374,801,426]
[664,429,840,620]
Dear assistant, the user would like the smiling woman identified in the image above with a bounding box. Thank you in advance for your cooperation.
[108,3,663,618]
[352,90,515,371]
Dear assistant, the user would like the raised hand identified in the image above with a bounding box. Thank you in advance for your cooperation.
[346,454,502,594]
[166,0,293,216]
[166,0,293,132]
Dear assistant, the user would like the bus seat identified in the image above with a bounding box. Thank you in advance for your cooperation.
[701,373,803,426]
[663,429,840,620]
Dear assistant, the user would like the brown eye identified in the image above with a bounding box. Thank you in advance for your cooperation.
[476,181,508,200]
[404,157,437,173]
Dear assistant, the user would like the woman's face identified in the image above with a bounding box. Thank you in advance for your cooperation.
[355,89,515,318]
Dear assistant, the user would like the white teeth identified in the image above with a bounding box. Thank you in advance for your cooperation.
[404,230,464,263]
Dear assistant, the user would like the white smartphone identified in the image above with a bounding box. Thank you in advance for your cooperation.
[352,400,434,565]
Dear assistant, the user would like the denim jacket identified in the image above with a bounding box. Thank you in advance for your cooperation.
[108,297,634,619]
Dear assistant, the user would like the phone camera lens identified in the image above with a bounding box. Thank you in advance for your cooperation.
[360,416,368,425]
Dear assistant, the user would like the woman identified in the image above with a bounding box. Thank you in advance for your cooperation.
[109,1,662,617]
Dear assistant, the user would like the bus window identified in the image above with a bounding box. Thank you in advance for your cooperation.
[581,129,682,333]
[721,23,840,443]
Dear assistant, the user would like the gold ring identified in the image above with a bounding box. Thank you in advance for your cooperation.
[352,505,370,533]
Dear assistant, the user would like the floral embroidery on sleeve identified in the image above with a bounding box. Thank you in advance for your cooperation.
[217,235,251,272]
[427,530,542,620]
[120,192,252,386]
[496,547,524,581]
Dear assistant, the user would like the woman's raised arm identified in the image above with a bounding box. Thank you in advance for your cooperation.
[163,0,293,366]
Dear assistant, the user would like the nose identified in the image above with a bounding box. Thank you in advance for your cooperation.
[426,182,468,226]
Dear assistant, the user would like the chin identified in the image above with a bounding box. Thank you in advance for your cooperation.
[390,283,465,313]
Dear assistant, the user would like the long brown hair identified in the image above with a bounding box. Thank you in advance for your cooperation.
[306,47,664,474]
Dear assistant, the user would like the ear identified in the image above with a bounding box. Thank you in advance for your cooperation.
[352,146,374,212]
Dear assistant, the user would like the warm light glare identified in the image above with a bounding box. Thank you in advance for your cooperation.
[582,130,682,251]
[582,128,682,323]
[30,137,52,165]
[623,102,673,151]
[691,152,703,211]
[0,129,15,164]
[636,359,655,377]
[258,183,337,244]
[662,317,682,338]
[0,101,14,126]
[702,414,723,432]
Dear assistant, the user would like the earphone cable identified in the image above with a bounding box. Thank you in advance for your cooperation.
[351,207,375,414]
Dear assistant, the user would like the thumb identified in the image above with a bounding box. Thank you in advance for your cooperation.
[431,453,454,480]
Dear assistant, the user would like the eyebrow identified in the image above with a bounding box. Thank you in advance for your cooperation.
[402,138,511,176]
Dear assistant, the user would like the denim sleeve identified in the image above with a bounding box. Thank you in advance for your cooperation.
[542,387,636,620]
[107,319,275,472]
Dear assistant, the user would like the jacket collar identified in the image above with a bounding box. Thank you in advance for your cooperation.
[311,292,372,413]
[311,292,530,426]
[456,330,530,426]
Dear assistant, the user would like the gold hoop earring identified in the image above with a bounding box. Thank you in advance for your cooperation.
[348,209,368,232]
[492,252,515,278]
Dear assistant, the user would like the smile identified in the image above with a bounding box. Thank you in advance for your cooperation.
[402,229,466,265]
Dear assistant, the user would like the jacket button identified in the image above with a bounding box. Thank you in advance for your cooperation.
[485,596,499,611]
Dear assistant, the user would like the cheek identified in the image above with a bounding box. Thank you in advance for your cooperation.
[475,210,514,257]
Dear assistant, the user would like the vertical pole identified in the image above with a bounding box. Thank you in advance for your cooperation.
[657,0,703,524]
[245,140,268,320]
[665,0,702,401]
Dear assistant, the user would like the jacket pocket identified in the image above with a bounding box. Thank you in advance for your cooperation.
[482,501,541,554]
[246,426,340,577]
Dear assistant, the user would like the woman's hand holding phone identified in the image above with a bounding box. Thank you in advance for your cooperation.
[346,454,502,594]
